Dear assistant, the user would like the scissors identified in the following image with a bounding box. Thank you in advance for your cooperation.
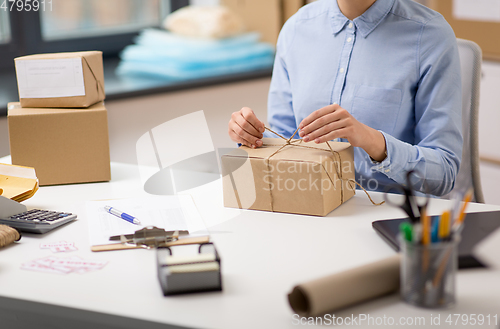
[384,170,429,223]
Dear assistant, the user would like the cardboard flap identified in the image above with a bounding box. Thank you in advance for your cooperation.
[82,53,105,100]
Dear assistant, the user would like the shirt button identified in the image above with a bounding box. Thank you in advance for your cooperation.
[339,68,345,73]
[347,37,352,42]
[348,22,353,28]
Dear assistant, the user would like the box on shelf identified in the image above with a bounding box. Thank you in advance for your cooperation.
[221,0,307,45]
[427,0,500,61]
[221,138,355,216]
[15,51,105,108]
[8,102,111,186]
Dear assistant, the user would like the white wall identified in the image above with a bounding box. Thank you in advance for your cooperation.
[478,61,500,161]
[106,78,271,164]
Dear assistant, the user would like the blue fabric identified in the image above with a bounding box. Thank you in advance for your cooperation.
[116,29,275,80]
[265,0,462,196]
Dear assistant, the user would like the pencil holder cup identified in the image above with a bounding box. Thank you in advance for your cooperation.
[399,235,459,308]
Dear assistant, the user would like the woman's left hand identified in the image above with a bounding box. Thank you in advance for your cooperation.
[298,104,387,162]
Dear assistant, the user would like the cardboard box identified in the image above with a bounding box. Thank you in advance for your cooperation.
[427,0,500,61]
[15,51,105,108]
[221,138,355,216]
[8,102,111,186]
[221,0,306,45]
[283,0,308,24]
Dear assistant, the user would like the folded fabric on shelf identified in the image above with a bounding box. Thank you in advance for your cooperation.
[116,29,275,80]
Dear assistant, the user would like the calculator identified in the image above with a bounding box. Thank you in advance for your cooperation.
[0,209,77,234]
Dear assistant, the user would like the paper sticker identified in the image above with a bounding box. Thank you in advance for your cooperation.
[453,0,500,22]
[40,241,78,253]
[15,58,86,99]
[21,256,108,275]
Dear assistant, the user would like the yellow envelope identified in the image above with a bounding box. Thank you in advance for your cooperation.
[0,163,39,202]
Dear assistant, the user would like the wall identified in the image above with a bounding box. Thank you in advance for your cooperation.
[106,78,271,164]
[478,61,500,162]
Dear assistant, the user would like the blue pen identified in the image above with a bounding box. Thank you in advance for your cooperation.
[431,216,440,243]
[104,206,141,225]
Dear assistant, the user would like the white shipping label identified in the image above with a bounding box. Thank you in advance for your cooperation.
[15,58,86,98]
[453,0,500,22]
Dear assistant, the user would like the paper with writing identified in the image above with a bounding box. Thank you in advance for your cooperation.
[15,58,86,98]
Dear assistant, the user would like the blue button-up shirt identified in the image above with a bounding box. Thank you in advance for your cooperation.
[265,0,462,196]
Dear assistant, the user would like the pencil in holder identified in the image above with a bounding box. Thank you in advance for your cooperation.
[399,235,459,308]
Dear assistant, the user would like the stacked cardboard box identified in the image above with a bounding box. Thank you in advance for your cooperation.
[9,51,111,186]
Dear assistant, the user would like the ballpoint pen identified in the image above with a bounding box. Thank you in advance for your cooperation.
[104,206,141,225]
[431,216,440,243]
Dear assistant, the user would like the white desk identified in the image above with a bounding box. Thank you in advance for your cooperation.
[1,161,500,329]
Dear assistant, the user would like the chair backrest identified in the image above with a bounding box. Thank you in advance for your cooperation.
[446,38,484,202]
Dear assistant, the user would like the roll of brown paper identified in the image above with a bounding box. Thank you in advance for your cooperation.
[288,254,400,316]
[0,224,21,248]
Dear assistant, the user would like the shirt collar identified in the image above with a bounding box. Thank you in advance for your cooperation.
[329,0,395,37]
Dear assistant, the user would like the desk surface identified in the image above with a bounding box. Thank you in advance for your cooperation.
[1,161,500,329]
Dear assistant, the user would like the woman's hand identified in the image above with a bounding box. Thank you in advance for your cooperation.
[298,104,387,161]
[228,107,265,149]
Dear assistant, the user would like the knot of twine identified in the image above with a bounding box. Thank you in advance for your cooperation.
[0,224,21,248]
[263,126,384,211]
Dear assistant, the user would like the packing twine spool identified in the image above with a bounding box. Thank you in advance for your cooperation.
[0,225,21,248]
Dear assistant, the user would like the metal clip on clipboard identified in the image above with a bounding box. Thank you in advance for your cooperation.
[91,226,210,252]
[110,226,183,249]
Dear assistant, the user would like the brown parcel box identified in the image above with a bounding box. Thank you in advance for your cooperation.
[15,51,105,108]
[221,0,306,45]
[427,0,500,61]
[221,138,355,216]
[8,102,111,186]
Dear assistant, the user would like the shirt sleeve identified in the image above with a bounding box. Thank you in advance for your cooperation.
[265,17,298,139]
[371,15,463,196]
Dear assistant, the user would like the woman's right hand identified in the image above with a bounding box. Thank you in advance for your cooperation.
[228,107,265,149]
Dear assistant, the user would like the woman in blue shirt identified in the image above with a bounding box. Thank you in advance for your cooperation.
[227,0,462,196]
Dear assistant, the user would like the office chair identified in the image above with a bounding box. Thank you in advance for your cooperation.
[445,38,484,203]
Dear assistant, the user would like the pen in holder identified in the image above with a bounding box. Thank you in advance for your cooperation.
[156,242,222,296]
[399,230,459,308]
